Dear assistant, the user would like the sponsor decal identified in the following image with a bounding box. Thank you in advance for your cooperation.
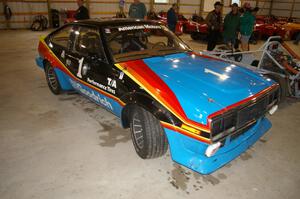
[70,79,113,110]
[87,77,116,94]
[107,77,117,88]
[117,24,161,32]
[61,50,65,59]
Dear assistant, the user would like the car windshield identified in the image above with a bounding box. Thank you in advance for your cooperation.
[103,23,192,62]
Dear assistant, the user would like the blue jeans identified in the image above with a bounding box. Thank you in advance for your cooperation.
[294,33,300,44]
[168,24,176,33]
[224,37,236,47]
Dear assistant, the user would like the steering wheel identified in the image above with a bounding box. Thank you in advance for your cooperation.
[152,42,166,49]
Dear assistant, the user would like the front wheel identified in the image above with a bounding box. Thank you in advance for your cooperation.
[130,106,168,159]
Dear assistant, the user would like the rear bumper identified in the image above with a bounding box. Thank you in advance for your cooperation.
[164,117,271,174]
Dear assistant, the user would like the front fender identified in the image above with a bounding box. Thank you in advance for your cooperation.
[120,92,180,128]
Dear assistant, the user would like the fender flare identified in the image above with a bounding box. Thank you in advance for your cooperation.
[120,92,180,128]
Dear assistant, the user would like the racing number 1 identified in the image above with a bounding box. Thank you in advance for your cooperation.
[77,57,84,78]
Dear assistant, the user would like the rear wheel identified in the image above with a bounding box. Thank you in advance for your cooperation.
[130,106,168,159]
[45,62,61,95]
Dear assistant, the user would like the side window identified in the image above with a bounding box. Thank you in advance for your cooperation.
[51,26,73,48]
[73,27,104,59]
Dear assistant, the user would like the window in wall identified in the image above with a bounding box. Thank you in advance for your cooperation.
[231,0,241,6]
[204,0,218,12]
[154,0,169,3]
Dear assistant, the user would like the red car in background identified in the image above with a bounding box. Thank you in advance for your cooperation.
[277,19,300,40]
[150,11,184,35]
[254,16,300,41]
[254,15,279,39]
[64,10,77,24]
[149,12,207,36]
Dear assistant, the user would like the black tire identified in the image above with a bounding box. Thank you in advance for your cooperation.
[31,20,41,31]
[265,74,288,102]
[45,63,62,95]
[234,50,243,62]
[191,32,200,40]
[130,106,168,159]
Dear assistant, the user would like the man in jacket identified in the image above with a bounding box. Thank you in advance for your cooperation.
[205,1,223,51]
[167,4,178,33]
[129,0,147,19]
[223,3,240,49]
[74,0,90,20]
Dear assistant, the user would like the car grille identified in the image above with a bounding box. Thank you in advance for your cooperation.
[211,88,279,143]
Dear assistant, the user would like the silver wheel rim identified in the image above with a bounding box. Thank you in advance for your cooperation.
[47,67,58,90]
[132,117,144,149]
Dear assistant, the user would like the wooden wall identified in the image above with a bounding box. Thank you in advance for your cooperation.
[0,0,299,29]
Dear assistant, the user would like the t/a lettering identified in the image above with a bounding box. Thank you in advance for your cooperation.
[107,77,117,88]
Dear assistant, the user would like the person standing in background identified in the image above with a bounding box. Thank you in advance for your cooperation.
[239,3,258,51]
[223,3,240,49]
[129,0,147,19]
[205,1,223,51]
[74,0,90,20]
[3,0,12,29]
[167,4,178,33]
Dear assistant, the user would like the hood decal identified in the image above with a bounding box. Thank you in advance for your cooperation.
[115,60,211,132]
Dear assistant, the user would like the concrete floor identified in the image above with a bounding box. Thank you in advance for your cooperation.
[0,29,299,199]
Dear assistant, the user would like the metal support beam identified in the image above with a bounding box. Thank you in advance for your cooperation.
[269,0,273,16]
[177,0,180,13]
[150,0,154,11]
[290,0,296,18]
[85,0,90,12]
[199,0,204,17]
[221,0,224,14]
[46,0,52,28]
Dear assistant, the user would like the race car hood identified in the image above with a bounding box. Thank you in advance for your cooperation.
[142,53,274,124]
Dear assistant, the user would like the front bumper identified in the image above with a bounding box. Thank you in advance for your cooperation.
[35,56,44,69]
[164,117,271,174]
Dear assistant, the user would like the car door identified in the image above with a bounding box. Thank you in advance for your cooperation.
[66,25,120,97]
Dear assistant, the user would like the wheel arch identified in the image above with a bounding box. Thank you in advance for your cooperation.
[120,92,179,129]
[43,58,73,91]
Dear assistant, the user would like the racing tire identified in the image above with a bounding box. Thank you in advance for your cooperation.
[45,63,62,95]
[265,74,288,103]
[130,106,168,159]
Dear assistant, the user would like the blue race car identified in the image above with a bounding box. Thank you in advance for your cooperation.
[36,19,279,174]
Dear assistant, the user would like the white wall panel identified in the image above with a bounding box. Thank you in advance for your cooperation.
[272,2,293,10]
[203,0,217,12]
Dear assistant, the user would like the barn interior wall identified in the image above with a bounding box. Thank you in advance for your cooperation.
[0,0,299,29]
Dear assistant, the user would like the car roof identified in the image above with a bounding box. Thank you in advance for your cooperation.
[69,18,161,27]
